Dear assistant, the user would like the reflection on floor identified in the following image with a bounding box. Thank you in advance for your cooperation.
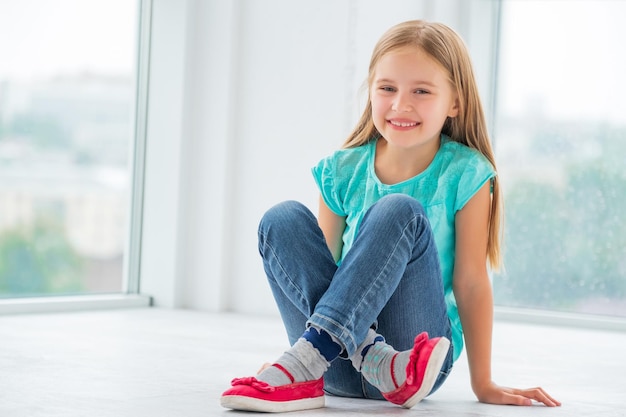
[1,308,624,417]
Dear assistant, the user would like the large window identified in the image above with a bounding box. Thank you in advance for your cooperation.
[0,1,139,297]
[493,0,626,317]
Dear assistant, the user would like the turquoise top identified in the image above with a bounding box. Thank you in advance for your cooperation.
[311,135,496,362]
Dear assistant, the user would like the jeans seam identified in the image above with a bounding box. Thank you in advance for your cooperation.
[260,230,310,313]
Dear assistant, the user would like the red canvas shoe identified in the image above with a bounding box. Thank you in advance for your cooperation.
[382,332,450,409]
[220,364,325,413]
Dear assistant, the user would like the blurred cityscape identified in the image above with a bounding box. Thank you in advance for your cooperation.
[0,74,133,296]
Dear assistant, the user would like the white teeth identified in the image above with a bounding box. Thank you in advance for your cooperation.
[390,120,417,127]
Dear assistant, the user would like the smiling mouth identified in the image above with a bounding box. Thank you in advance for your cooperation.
[388,120,419,127]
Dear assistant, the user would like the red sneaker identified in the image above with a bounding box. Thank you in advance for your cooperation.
[220,364,325,412]
[382,332,450,408]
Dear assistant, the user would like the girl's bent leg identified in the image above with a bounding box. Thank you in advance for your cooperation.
[258,200,338,345]
[258,200,365,398]
[309,194,447,355]
[317,194,453,398]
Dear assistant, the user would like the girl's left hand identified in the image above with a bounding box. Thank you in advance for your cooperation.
[475,381,561,407]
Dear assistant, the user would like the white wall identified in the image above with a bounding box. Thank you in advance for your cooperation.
[140,0,500,315]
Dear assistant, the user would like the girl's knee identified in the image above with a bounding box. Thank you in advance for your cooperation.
[259,200,314,235]
[371,194,426,217]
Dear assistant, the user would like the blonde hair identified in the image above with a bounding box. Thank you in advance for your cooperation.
[343,20,503,269]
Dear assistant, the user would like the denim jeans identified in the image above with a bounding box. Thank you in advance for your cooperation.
[257,194,453,399]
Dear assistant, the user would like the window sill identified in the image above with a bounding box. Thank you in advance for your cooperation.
[495,305,626,332]
[0,294,152,315]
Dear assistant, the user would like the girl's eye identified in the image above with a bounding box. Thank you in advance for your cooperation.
[414,89,429,95]
[380,86,396,92]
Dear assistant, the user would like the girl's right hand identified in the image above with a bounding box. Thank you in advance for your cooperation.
[476,381,561,407]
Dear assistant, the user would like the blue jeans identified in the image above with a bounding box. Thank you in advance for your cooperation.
[258,194,453,399]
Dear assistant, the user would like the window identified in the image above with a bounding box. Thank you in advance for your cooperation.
[493,0,626,317]
[0,1,140,297]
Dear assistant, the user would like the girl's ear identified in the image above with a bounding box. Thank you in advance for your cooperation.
[448,96,460,118]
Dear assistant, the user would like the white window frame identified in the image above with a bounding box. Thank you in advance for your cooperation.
[0,0,153,314]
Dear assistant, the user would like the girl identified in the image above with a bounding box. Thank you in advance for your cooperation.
[221,19,560,413]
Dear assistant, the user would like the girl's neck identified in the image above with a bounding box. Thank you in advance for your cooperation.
[374,136,441,185]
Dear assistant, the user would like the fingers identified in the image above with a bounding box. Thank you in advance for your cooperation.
[511,387,562,407]
[501,391,532,406]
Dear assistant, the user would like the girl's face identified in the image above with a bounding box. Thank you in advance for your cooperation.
[370,46,459,150]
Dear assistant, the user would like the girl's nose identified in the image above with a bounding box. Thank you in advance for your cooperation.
[391,92,413,112]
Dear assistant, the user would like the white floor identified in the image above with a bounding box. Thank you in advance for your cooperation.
[1,307,625,417]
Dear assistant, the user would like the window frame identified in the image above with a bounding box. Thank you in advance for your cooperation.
[490,0,626,331]
[0,0,152,313]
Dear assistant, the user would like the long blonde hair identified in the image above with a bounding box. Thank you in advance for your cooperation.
[343,20,503,269]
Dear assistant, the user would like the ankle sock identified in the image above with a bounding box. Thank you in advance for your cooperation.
[257,326,342,386]
[350,329,411,393]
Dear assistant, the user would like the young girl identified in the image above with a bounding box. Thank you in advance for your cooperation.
[221,19,561,413]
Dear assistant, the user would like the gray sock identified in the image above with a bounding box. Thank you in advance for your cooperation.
[256,337,330,386]
[350,329,410,392]
[361,341,411,392]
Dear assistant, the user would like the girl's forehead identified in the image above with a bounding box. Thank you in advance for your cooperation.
[374,46,443,74]
[380,45,430,63]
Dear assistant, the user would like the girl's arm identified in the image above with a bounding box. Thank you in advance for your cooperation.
[317,196,346,262]
[453,182,561,407]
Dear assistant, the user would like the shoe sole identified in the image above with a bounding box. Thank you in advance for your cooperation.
[402,337,450,409]
[220,394,325,413]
